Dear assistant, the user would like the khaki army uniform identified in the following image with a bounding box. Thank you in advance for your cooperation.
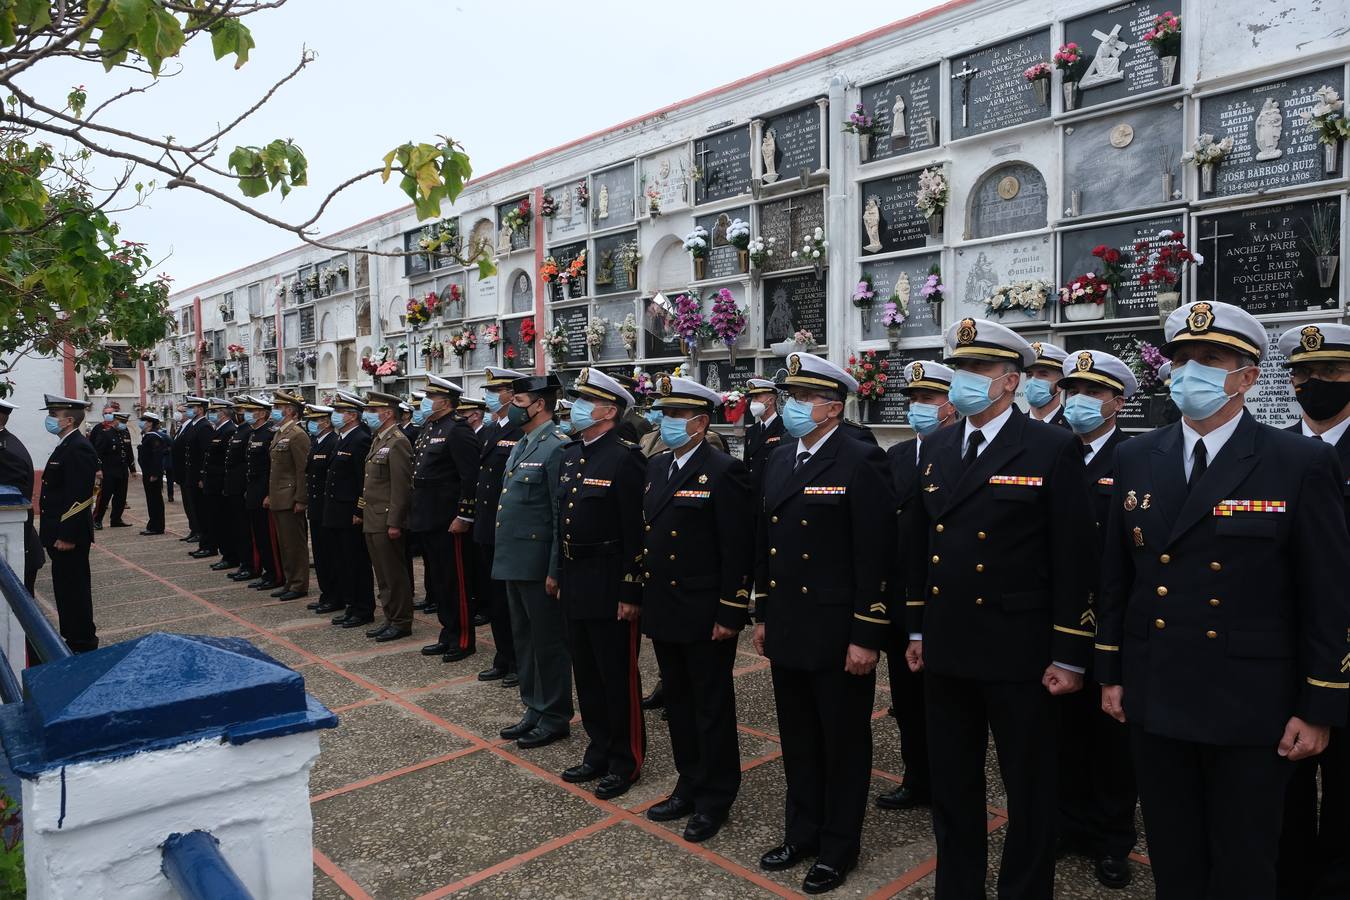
[269,415,311,593]
[360,423,414,631]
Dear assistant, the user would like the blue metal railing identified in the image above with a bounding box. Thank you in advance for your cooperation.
[0,552,71,668]
[161,831,255,900]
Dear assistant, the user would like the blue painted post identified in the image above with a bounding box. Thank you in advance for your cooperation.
[161,831,255,900]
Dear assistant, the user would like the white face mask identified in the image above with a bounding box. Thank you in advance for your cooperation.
[750,401,767,419]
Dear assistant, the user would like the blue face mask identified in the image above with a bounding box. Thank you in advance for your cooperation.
[644,409,663,426]
[102,413,113,423]
[1064,394,1109,434]
[361,412,381,430]
[907,401,946,436]
[44,415,61,435]
[1024,377,1056,409]
[185,408,197,420]
[419,397,434,415]
[270,409,284,423]
[117,422,127,431]
[660,414,692,449]
[569,398,597,433]
[330,412,345,428]
[412,409,429,426]
[949,370,1000,417]
[559,419,575,435]
[782,397,822,439]
[484,393,503,414]
[1170,361,1246,421]
[207,411,219,425]
[306,420,320,436]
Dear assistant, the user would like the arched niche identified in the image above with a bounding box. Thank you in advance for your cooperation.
[965,161,1048,240]
[385,297,404,332]
[506,269,533,314]
[650,234,686,290]
[318,351,336,384]
[320,311,334,342]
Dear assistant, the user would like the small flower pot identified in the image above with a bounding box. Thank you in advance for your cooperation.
[888,330,902,351]
[1155,290,1182,327]
[924,117,938,145]
[857,306,873,334]
[927,212,944,241]
[1063,302,1105,322]
[1160,55,1178,86]
[1325,141,1341,175]
[1200,163,1216,193]
[859,135,873,163]
[737,250,750,274]
[1317,256,1340,289]
[1032,79,1049,107]
[694,257,707,280]
[1162,172,1175,202]
[1063,82,1079,111]
[626,264,639,288]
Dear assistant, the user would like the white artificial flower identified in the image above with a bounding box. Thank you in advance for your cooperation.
[812,250,820,259]
[791,250,799,259]
[1192,252,1205,265]
[813,227,823,239]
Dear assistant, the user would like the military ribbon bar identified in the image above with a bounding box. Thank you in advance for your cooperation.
[582,478,612,487]
[1212,499,1287,516]
[989,475,1043,486]
[802,486,846,495]
[674,490,711,499]
[1097,477,1114,486]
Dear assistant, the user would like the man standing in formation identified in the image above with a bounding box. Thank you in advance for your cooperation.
[223,396,255,582]
[202,398,238,572]
[173,399,203,543]
[742,377,785,497]
[304,403,340,615]
[186,396,215,555]
[268,389,311,602]
[39,395,98,652]
[1024,341,1070,429]
[326,392,375,629]
[473,367,525,685]
[136,411,168,536]
[0,398,44,593]
[243,395,282,591]
[358,392,413,642]
[91,402,133,529]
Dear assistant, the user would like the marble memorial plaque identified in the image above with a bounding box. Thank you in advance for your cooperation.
[949,29,1053,140]
[700,358,758,424]
[953,236,1053,324]
[873,347,944,425]
[501,315,535,369]
[509,272,533,314]
[592,231,640,296]
[759,191,826,274]
[496,199,531,253]
[546,241,587,302]
[1064,102,1183,217]
[469,324,495,370]
[1065,1,1180,109]
[404,230,431,278]
[1059,213,1185,319]
[762,272,827,347]
[1194,200,1342,315]
[762,101,824,183]
[643,294,684,360]
[1246,323,1299,428]
[859,65,941,161]
[593,298,636,361]
[858,253,944,340]
[553,305,590,365]
[968,162,1048,239]
[640,150,692,216]
[860,171,927,255]
[695,127,753,205]
[1063,327,1170,430]
[1198,67,1345,197]
[545,182,588,241]
[470,273,497,320]
[696,207,752,281]
[591,163,636,229]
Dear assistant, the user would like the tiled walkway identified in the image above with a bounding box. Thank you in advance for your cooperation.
[30,496,1155,898]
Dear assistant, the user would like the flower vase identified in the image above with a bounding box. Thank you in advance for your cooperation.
[569,279,583,298]
[1155,290,1182,327]
[737,250,749,274]
[887,329,902,351]
[1160,55,1178,86]
[1063,302,1105,322]
[1325,141,1341,175]
[688,343,700,371]
[1062,81,1079,111]
[1200,163,1216,193]
[1162,172,1175,202]
[859,135,873,163]
[694,257,707,280]
[924,117,938,145]
[813,260,825,281]
[626,346,635,360]
[927,212,944,241]
[626,264,638,288]
[857,306,873,335]
[1317,256,1340,289]
[861,399,874,424]
[728,344,738,365]
[1033,78,1049,107]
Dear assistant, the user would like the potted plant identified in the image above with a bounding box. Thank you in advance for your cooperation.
[519,317,537,362]
[846,350,889,422]
[1298,85,1348,174]
[1126,337,1170,421]
[684,226,710,280]
[920,265,946,325]
[1302,202,1341,290]
[504,197,532,237]
[985,279,1052,320]
[305,270,321,295]
[584,317,608,360]
[226,343,246,361]
[481,323,501,349]
[1058,271,1112,321]
[1024,61,1053,107]
[450,328,477,360]
[1182,134,1234,193]
[405,295,434,330]
[1143,12,1182,85]
[544,323,569,367]
[673,292,706,365]
[709,288,747,363]
[790,227,828,279]
[1054,42,1087,110]
[540,193,558,219]
[770,328,817,357]
[619,314,639,359]
[721,389,749,425]
[567,250,587,297]
[444,283,463,312]
[540,256,560,300]
[748,235,775,272]
[916,167,948,241]
[617,240,641,286]
[841,102,886,162]
[1135,229,1204,325]
[852,274,877,333]
[882,285,910,349]
[727,218,752,273]
[576,181,590,208]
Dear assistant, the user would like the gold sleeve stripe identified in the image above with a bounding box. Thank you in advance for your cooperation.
[735,589,750,599]
[854,613,889,624]
[905,600,926,607]
[60,497,94,522]
[1094,643,1120,652]
[1054,625,1095,638]
[719,599,749,609]
[1307,677,1350,689]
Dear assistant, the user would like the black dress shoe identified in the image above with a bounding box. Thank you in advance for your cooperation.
[875,783,931,810]
[412,600,434,612]
[337,614,373,628]
[93,521,103,530]
[230,570,257,581]
[442,646,475,663]
[641,683,665,710]
[683,812,726,843]
[500,718,537,740]
[421,605,438,616]
[306,600,321,610]
[365,623,390,638]
[471,612,490,627]
[314,601,344,614]
[561,762,604,783]
[477,665,508,681]
[421,642,450,656]
[109,521,131,528]
[646,795,694,822]
[760,843,816,872]
[502,672,520,688]
[190,549,215,558]
[375,627,411,643]
[1095,856,1132,889]
[594,773,635,800]
[276,590,307,602]
[139,530,164,536]
[802,862,849,894]
[179,533,196,542]
[209,560,234,571]
[270,587,289,598]
[516,727,568,749]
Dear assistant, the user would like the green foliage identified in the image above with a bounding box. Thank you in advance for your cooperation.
[382,139,474,221]
[0,790,23,898]
[228,139,308,199]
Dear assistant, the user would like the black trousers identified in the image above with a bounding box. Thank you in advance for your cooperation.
[330,524,374,618]
[247,507,281,582]
[308,510,338,603]
[94,469,128,525]
[885,632,930,794]
[227,495,252,573]
[49,541,97,652]
[426,530,474,650]
[476,542,515,671]
[1279,729,1350,899]
[166,472,174,501]
[653,637,740,818]
[771,664,875,870]
[192,484,213,550]
[179,478,197,532]
[207,492,236,563]
[572,617,646,781]
[1056,685,1137,859]
[925,673,1057,900]
[405,532,418,601]
[1133,727,1293,899]
[142,475,165,533]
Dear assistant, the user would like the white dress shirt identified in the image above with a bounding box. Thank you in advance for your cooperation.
[1302,416,1350,448]
[962,404,1014,456]
[1181,411,1244,480]
[794,422,840,461]
[1082,427,1118,466]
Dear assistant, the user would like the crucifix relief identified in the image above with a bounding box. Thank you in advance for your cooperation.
[952,61,981,128]
[1198,219,1235,301]
[694,142,715,193]
[1078,24,1128,89]
[780,195,801,251]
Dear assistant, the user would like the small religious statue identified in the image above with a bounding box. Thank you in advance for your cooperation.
[712,214,731,247]
[890,94,908,140]
[497,224,513,254]
[598,184,610,219]
[965,252,997,305]
[761,127,779,183]
[894,272,911,317]
[1254,98,1284,161]
[766,285,794,341]
[1078,24,1128,88]
[862,197,884,253]
[706,365,722,392]
[560,186,573,221]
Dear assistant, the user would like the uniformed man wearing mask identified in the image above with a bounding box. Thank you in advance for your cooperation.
[611,370,654,444]
[493,373,573,750]
[1024,341,1070,429]
[202,399,239,572]
[173,399,206,542]
[242,396,283,591]
[325,392,376,628]
[92,404,133,529]
[742,378,786,498]
[555,399,573,435]
[556,368,648,800]
[267,388,311,601]
[136,411,168,536]
[0,398,44,591]
[641,375,753,843]
[223,395,256,582]
[875,361,955,814]
[185,396,215,553]
[754,352,895,894]
[358,391,414,642]
[906,320,1096,899]
[302,404,340,615]
[39,395,99,651]
[1054,351,1139,889]
[1097,302,1350,898]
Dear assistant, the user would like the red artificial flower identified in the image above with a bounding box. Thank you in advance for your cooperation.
[849,355,858,365]
[505,346,517,360]
[1091,245,1107,257]
[864,363,874,371]
[1104,249,1121,264]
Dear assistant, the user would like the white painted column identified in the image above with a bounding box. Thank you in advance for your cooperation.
[0,489,30,682]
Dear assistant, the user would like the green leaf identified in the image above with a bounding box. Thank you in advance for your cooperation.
[15,0,51,31]
[135,6,185,75]
[209,18,254,69]
[475,254,497,281]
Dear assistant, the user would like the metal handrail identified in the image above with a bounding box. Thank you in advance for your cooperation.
[0,553,71,665]
[0,645,21,705]
[161,831,255,900]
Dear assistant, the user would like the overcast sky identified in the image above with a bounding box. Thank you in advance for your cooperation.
[29,0,934,292]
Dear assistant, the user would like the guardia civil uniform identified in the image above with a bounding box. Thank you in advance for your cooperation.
[359,392,414,640]
[906,319,1097,900]
[325,392,375,627]
[136,412,168,535]
[1025,340,1071,429]
[473,368,526,680]
[1095,302,1350,899]
[303,405,340,613]
[642,376,754,836]
[268,389,312,599]
[39,395,99,652]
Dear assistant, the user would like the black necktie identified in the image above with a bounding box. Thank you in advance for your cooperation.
[794,451,811,472]
[963,430,984,469]
[1312,433,1324,441]
[1188,439,1208,491]
[1081,442,1092,459]
[668,459,678,481]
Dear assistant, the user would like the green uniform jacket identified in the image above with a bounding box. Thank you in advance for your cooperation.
[491,420,569,583]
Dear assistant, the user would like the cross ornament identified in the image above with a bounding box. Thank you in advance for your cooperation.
[952,61,981,128]
[780,195,801,251]
[1091,25,1127,57]
[694,142,715,198]
[1197,219,1234,301]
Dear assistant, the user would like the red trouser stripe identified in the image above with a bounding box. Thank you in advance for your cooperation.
[629,619,644,776]
[453,533,469,649]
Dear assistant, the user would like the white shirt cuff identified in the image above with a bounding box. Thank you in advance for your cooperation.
[908,633,922,641]
[1053,661,1086,674]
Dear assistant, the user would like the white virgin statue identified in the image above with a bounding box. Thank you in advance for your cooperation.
[862,197,884,253]
[1254,98,1284,161]
[598,184,610,219]
[890,95,907,139]
[761,127,779,183]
